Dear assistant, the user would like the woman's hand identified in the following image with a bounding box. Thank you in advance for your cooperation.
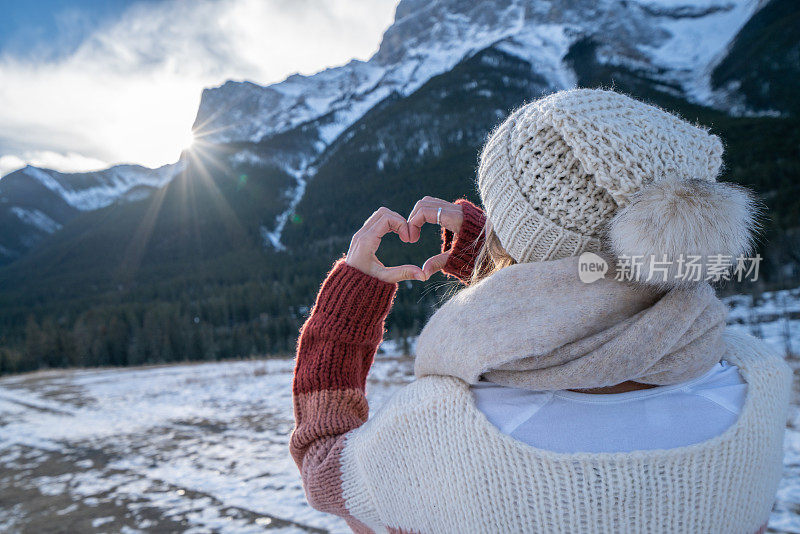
[346,207,427,283]
[406,196,464,279]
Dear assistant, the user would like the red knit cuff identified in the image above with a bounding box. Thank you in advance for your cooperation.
[294,258,397,394]
[441,199,486,283]
[306,257,397,345]
[304,257,397,343]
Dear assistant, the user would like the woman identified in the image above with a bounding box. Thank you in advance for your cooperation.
[290,89,791,533]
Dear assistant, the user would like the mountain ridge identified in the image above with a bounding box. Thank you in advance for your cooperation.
[192,0,768,147]
[0,162,184,263]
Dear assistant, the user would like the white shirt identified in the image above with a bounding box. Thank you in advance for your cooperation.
[471,361,747,453]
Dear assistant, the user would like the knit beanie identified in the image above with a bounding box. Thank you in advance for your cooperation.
[477,88,757,285]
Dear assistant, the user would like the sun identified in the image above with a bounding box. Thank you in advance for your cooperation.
[179,129,197,152]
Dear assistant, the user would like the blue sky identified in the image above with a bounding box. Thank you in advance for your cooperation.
[0,0,143,57]
[0,0,398,177]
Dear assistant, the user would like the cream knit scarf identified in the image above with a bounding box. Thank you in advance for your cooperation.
[414,255,727,390]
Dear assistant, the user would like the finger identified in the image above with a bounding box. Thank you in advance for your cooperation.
[408,204,460,239]
[379,212,412,242]
[363,208,411,242]
[406,197,448,242]
[407,200,441,241]
[348,208,414,278]
[406,199,426,242]
[380,264,426,283]
[422,252,450,278]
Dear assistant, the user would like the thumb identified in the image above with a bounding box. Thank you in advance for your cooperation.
[422,252,450,278]
[380,264,426,283]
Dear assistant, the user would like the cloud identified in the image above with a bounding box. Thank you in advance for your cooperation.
[0,152,109,177]
[0,155,26,178]
[0,0,398,177]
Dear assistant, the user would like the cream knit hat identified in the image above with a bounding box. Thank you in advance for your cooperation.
[477,88,757,284]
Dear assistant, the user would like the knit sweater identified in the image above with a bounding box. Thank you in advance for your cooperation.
[290,199,790,533]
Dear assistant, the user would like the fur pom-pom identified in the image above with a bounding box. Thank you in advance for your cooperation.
[607,179,760,288]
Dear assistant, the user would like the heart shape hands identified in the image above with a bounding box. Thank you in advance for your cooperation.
[345,197,465,283]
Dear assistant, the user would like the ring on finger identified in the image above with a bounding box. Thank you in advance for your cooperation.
[436,207,442,226]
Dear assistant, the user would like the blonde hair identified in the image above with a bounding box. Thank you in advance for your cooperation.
[469,218,517,285]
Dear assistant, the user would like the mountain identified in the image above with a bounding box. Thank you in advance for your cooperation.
[0,162,183,264]
[0,0,798,374]
[2,0,781,259]
[194,0,769,148]
[190,0,778,250]
[711,0,800,115]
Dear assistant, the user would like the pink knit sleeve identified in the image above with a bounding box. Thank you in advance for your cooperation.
[290,257,396,530]
[440,198,487,284]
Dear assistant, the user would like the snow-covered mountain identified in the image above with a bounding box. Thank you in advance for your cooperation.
[189,0,768,249]
[194,0,764,149]
[0,162,183,262]
[14,163,184,212]
[0,0,787,262]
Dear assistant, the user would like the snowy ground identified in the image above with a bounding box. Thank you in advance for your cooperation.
[0,355,414,533]
[0,289,797,533]
[724,288,800,358]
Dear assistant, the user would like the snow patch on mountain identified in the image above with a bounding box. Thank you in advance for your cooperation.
[230,150,268,168]
[260,166,314,251]
[23,162,185,211]
[10,208,62,234]
[494,23,577,89]
[630,0,762,104]
[0,244,19,260]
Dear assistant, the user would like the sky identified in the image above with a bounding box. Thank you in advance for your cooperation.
[0,0,399,177]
